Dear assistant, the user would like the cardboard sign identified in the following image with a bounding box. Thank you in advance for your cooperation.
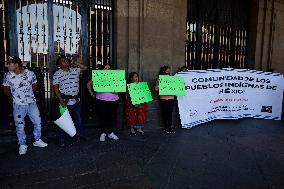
[92,70,126,92]
[128,82,153,105]
[159,75,185,96]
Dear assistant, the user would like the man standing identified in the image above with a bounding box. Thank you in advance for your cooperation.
[53,56,87,147]
[3,56,48,155]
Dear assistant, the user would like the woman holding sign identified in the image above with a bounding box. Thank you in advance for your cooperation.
[87,64,119,142]
[155,66,175,133]
[125,72,148,135]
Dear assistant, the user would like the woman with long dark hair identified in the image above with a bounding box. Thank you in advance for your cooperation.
[155,66,175,133]
[125,72,148,135]
[87,64,119,141]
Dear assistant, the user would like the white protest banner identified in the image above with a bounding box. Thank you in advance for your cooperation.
[176,69,284,128]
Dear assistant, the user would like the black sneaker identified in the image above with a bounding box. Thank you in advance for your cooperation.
[68,136,80,147]
[78,134,89,141]
[59,138,65,147]
[165,128,175,134]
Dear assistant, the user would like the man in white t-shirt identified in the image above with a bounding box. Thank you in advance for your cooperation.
[2,56,48,155]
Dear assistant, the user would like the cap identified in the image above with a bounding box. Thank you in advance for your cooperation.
[8,56,22,65]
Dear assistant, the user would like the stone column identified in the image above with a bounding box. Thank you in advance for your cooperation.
[254,0,284,73]
[116,0,187,83]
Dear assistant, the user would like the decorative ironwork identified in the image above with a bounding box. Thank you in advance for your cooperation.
[0,0,113,129]
[186,0,249,69]
[0,1,12,132]
[0,0,9,67]
[16,0,48,67]
[54,0,81,63]
[85,0,112,122]
[89,0,112,68]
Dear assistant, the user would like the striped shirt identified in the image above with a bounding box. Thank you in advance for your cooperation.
[52,68,80,96]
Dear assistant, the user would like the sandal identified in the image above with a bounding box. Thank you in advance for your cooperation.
[136,128,144,134]
[130,128,136,135]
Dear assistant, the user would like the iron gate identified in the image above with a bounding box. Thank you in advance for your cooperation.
[0,0,113,133]
[186,0,250,70]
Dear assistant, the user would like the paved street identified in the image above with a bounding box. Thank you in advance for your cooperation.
[0,118,284,189]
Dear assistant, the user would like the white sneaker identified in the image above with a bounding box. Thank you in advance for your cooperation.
[108,132,119,140]
[33,139,48,147]
[100,133,106,141]
[19,145,28,155]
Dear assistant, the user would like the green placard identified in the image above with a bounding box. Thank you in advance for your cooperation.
[92,70,126,92]
[59,103,66,116]
[159,75,185,96]
[127,82,153,105]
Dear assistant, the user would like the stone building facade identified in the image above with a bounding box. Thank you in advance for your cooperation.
[254,0,284,73]
[114,0,284,83]
[115,0,187,86]
[0,0,283,134]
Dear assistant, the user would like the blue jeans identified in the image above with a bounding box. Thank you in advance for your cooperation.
[13,103,42,145]
[59,102,83,139]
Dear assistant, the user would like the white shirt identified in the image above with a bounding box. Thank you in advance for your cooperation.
[3,69,37,105]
